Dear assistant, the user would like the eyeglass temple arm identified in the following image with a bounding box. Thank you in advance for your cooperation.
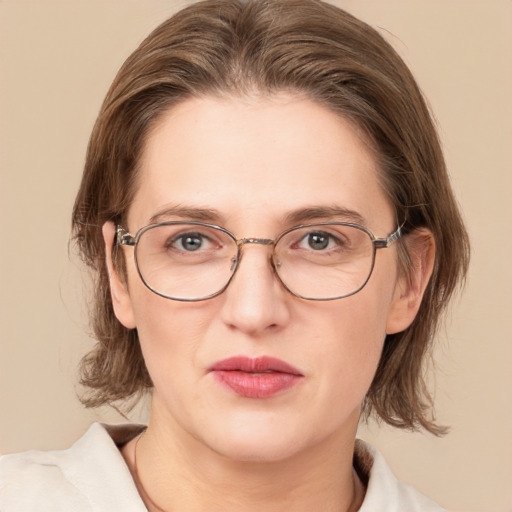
[115,225,136,246]
[373,224,403,249]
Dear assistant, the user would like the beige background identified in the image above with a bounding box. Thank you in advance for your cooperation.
[1,1,511,511]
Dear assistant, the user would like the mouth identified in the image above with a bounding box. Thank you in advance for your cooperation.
[209,356,304,399]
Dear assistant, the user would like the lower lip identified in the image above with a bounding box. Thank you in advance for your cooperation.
[212,371,302,398]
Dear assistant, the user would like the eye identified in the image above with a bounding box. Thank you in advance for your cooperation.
[171,232,211,252]
[306,232,330,250]
[299,231,338,251]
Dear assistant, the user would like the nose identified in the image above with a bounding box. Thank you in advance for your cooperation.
[219,243,291,336]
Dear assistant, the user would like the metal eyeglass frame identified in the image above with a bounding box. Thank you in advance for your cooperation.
[115,221,403,302]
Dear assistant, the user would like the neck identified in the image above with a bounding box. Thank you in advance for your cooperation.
[123,404,365,512]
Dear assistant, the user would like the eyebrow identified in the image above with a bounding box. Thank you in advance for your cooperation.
[284,206,366,226]
[148,204,366,228]
[149,205,225,225]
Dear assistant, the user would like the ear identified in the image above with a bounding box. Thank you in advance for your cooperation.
[386,228,435,335]
[102,221,137,329]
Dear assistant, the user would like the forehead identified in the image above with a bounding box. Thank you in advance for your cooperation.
[128,94,393,232]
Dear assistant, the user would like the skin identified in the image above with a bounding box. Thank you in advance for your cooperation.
[103,93,434,512]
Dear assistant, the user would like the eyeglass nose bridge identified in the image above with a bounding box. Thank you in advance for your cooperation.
[230,237,278,273]
[238,237,274,246]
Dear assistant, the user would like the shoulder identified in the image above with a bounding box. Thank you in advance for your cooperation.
[0,423,147,512]
[355,440,448,512]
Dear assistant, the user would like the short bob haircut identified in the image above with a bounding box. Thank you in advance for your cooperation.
[72,0,469,435]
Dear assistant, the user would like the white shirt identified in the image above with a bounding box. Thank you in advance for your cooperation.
[0,423,447,511]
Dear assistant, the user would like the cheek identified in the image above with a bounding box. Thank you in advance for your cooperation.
[128,283,219,394]
[127,278,192,375]
[325,304,385,380]
[312,278,396,399]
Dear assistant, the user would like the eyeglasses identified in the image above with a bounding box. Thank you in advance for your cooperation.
[115,221,402,301]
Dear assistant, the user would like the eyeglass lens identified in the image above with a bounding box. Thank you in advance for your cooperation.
[133,223,376,301]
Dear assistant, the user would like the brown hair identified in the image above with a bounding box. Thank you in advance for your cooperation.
[72,0,469,434]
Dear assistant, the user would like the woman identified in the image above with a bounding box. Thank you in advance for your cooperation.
[0,0,469,510]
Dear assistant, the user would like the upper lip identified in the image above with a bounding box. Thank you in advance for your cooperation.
[209,356,303,376]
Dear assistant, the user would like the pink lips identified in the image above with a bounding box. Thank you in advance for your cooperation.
[209,356,303,398]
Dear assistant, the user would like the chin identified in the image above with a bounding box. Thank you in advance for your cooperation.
[201,417,310,463]
[215,437,302,463]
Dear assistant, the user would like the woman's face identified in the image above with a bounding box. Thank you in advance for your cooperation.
[108,94,412,462]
